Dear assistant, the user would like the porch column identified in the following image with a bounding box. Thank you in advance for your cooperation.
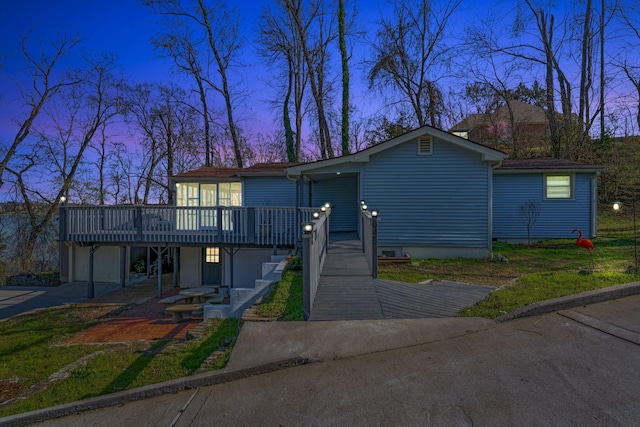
[296,176,304,252]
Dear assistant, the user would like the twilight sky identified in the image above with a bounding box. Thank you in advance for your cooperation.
[0,0,391,142]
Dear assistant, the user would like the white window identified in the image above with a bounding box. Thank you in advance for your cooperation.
[205,247,219,263]
[175,182,242,207]
[545,175,573,199]
[175,182,242,230]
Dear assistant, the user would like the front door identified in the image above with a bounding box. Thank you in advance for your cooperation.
[202,247,221,285]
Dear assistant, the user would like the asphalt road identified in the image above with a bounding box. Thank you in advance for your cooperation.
[14,293,640,427]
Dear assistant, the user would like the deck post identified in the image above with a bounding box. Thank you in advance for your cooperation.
[157,247,163,300]
[173,247,179,288]
[58,204,67,241]
[88,245,99,299]
[120,246,126,287]
[135,206,142,241]
[146,247,151,279]
[371,215,378,279]
[247,207,255,244]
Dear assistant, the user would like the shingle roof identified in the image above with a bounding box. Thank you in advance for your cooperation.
[449,100,547,132]
[170,162,300,179]
[497,158,606,171]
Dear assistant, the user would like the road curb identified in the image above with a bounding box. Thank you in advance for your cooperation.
[0,357,312,427]
[495,281,640,323]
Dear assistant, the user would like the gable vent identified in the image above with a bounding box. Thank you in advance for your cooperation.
[418,135,433,155]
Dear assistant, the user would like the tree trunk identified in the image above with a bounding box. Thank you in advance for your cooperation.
[339,0,350,155]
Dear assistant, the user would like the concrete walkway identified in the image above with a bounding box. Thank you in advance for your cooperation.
[309,239,494,321]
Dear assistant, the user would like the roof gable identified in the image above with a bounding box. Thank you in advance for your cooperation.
[287,125,505,176]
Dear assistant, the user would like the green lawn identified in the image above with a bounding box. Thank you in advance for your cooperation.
[255,267,304,321]
[379,211,640,318]
[0,307,238,418]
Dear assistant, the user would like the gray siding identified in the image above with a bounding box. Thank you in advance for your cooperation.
[362,139,491,249]
[243,176,297,206]
[493,173,594,239]
[312,175,359,232]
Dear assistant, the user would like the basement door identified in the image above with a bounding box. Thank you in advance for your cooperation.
[202,247,222,285]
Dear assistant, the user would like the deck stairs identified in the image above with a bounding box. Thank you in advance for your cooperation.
[203,255,287,319]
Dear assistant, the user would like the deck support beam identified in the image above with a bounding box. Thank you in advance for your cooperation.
[120,246,126,288]
[88,245,100,299]
[173,247,179,288]
[223,246,240,290]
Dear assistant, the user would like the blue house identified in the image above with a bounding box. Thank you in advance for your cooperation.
[59,125,604,317]
[493,158,603,242]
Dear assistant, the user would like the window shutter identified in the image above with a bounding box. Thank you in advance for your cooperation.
[418,135,433,155]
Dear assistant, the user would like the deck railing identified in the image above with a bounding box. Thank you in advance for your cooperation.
[302,207,331,320]
[59,205,311,247]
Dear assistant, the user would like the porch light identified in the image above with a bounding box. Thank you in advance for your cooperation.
[361,204,367,210]
[312,211,320,219]
[320,205,327,212]
[324,202,331,208]
[371,209,378,217]
[303,222,314,233]
[59,196,66,204]
[360,199,366,205]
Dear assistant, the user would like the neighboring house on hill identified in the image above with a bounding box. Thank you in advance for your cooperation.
[450,100,549,153]
[59,125,605,317]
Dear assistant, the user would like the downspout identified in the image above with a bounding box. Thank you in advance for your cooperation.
[488,160,503,259]
[592,171,600,238]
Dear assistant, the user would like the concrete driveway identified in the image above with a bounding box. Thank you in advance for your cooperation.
[6,288,640,427]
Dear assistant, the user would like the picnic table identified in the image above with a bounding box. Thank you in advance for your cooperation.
[179,287,217,303]
[158,286,222,322]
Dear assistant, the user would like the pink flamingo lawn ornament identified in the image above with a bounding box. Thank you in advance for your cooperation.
[572,228,595,269]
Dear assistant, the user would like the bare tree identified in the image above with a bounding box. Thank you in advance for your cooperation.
[123,83,201,203]
[5,53,122,271]
[0,34,82,189]
[518,200,542,245]
[367,0,460,128]
[338,0,350,155]
[257,0,309,162]
[145,0,245,167]
[284,0,337,160]
[466,1,614,160]
[617,1,640,131]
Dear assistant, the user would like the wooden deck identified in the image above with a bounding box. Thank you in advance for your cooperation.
[309,240,494,321]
